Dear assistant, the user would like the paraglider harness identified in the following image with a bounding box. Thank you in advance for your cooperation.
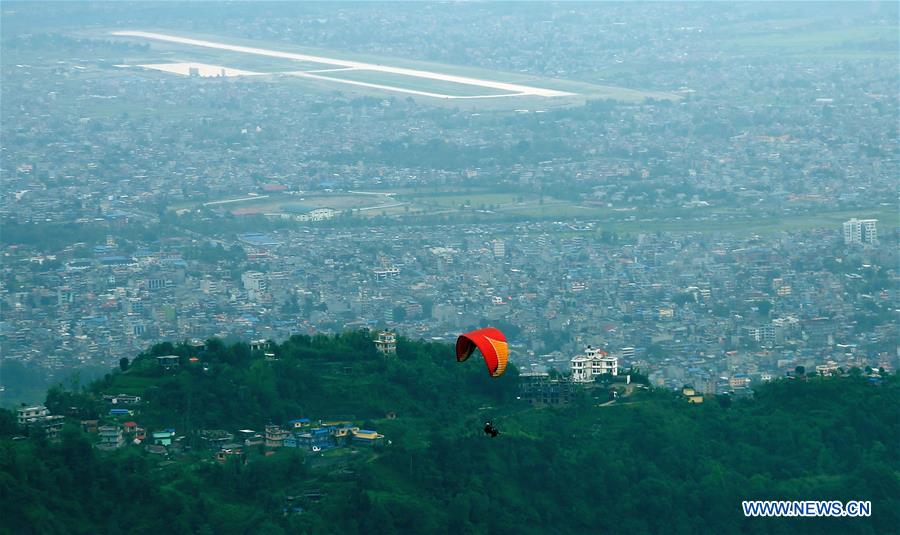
[483,421,500,438]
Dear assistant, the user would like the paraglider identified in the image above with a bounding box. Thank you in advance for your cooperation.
[457,327,509,437]
[456,327,509,378]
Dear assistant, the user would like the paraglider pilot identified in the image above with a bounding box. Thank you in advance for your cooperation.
[484,421,500,438]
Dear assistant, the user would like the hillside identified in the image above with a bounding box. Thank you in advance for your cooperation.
[1,333,897,534]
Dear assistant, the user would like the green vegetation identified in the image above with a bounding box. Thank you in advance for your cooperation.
[88,333,518,430]
[405,192,536,209]
[1,334,898,534]
[722,23,898,59]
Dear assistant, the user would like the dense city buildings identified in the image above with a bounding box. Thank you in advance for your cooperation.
[2,218,895,400]
[1,2,897,403]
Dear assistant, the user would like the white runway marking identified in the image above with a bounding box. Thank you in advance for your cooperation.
[304,67,360,73]
[282,70,522,99]
[137,62,264,77]
[113,30,575,99]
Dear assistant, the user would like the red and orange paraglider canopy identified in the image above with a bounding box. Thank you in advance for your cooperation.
[456,327,509,378]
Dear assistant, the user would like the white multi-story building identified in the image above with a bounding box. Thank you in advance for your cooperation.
[771,317,799,344]
[201,277,219,294]
[295,208,337,222]
[241,271,267,292]
[16,405,64,442]
[571,346,618,383]
[265,424,289,448]
[745,324,776,347]
[17,405,48,426]
[571,354,592,382]
[843,218,877,245]
[491,239,506,259]
[373,265,401,280]
[375,331,396,355]
[98,426,125,450]
[816,361,840,376]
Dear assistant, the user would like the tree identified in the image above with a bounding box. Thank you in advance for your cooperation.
[5,330,896,534]
[119,357,130,372]
[0,408,17,437]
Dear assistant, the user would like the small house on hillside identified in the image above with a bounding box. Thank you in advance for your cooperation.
[297,428,333,451]
[352,429,384,448]
[287,418,311,429]
[152,430,175,446]
[157,355,180,371]
[97,426,124,450]
[682,385,704,404]
[216,444,246,464]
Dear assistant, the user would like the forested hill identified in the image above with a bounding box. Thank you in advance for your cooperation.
[1,333,897,534]
[82,332,521,430]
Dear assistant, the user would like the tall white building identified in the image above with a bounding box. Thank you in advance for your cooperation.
[375,331,397,355]
[242,271,267,292]
[571,346,618,383]
[491,239,506,259]
[843,218,877,245]
[17,405,48,426]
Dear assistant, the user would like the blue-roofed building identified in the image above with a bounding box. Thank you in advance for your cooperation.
[238,233,281,247]
[296,428,334,451]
